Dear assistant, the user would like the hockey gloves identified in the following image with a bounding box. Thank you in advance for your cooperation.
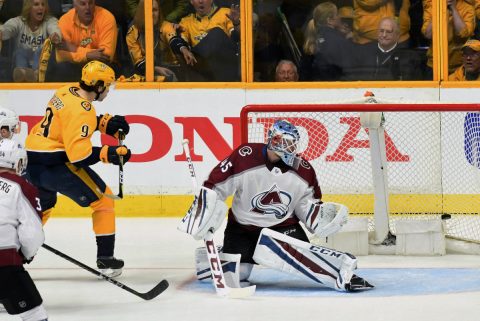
[178,187,227,240]
[97,113,130,138]
[100,145,131,165]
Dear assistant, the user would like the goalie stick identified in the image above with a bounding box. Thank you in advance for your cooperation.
[42,243,169,300]
[181,139,256,298]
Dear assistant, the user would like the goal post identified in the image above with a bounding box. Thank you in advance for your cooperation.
[240,101,480,247]
[360,111,389,244]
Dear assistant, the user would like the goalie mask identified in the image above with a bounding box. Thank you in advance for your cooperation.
[0,107,20,139]
[0,138,27,175]
[267,120,300,166]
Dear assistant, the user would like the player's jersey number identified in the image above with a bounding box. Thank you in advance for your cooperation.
[81,125,89,137]
[39,107,90,138]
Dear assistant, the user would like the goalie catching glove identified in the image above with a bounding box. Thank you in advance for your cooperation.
[303,202,348,237]
[100,145,131,165]
[178,187,228,240]
[97,113,130,138]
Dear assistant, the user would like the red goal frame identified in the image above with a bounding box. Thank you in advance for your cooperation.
[240,103,480,143]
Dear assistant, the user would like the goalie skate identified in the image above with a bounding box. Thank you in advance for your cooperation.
[97,257,124,277]
[345,275,374,292]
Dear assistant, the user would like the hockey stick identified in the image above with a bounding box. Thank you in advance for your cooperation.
[41,243,169,300]
[105,129,125,200]
[181,139,256,298]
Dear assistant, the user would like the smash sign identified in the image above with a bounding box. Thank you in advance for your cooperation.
[20,115,408,163]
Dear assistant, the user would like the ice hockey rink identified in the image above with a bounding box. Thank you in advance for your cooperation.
[2,217,480,321]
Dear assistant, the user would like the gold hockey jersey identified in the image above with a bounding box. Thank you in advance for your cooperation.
[26,85,98,164]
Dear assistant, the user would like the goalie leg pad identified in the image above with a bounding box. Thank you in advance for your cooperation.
[195,246,242,288]
[253,228,359,291]
[178,187,227,240]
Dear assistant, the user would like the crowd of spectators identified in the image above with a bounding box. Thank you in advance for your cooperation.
[0,0,478,82]
[253,0,479,82]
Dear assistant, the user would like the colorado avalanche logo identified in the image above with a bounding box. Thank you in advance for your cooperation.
[300,160,310,169]
[239,146,253,157]
[251,184,292,219]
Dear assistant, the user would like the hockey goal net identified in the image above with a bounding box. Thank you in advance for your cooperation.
[240,99,480,245]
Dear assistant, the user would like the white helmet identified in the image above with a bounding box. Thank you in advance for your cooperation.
[0,139,27,175]
[0,106,20,139]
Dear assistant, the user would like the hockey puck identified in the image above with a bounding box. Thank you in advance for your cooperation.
[441,214,451,220]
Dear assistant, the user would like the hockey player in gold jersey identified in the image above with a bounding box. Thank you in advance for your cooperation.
[25,61,131,277]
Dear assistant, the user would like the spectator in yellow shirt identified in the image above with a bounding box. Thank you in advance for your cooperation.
[449,39,480,80]
[422,0,474,78]
[126,0,179,81]
[47,0,117,81]
[166,0,240,81]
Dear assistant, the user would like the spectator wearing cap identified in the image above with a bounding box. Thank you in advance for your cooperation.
[338,6,353,39]
[449,39,480,80]
[275,59,298,81]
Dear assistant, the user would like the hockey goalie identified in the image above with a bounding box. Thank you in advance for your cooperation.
[179,120,374,292]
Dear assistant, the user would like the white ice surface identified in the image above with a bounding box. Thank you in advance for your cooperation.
[1,218,480,321]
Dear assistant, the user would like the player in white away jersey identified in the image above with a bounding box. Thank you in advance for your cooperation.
[0,106,21,140]
[0,139,48,320]
[180,120,374,292]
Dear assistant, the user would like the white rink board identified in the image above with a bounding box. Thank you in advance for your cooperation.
[1,86,477,194]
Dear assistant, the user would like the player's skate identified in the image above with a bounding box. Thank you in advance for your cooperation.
[334,253,374,291]
[97,257,124,277]
[345,275,374,291]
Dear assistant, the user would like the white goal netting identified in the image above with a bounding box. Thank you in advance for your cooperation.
[241,98,480,244]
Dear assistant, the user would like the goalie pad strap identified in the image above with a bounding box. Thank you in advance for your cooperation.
[195,246,242,288]
[253,228,357,291]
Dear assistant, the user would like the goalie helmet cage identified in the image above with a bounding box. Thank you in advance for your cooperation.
[240,102,480,247]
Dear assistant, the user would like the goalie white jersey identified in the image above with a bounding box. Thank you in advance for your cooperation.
[203,143,322,228]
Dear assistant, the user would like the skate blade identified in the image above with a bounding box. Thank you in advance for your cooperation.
[98,268,123,278]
